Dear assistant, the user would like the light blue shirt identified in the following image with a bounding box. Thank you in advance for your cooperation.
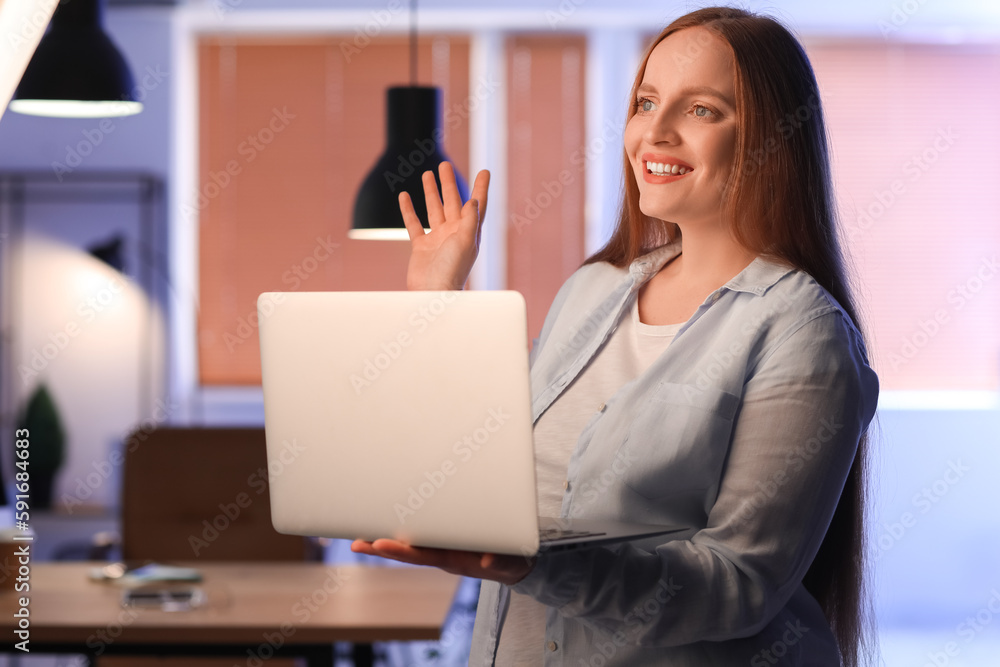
[469,241,879,666]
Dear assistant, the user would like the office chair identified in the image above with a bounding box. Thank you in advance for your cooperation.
[105,427,324,667]
[120,427,318,563]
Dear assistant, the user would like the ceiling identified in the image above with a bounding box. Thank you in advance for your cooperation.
[106,0,1000,38]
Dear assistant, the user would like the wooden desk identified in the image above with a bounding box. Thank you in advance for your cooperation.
[0,562,461,666]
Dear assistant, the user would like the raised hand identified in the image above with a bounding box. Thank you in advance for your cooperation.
[400,162,490,291]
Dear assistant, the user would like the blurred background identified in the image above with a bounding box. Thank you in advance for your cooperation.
[0,0,998,665]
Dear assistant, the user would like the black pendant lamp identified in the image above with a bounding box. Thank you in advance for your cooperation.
[349,0,467,240]
[10,0,142,118]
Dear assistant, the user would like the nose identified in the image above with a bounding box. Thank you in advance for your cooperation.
[643,108,680,146]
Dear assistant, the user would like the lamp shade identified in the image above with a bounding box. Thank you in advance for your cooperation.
[88,234,126,273]
[350,86,467,241]
[9,0,142,118]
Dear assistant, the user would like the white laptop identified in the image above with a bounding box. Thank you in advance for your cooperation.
[257,290,682,556]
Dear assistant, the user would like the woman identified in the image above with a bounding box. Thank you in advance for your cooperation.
[353,6,879,666]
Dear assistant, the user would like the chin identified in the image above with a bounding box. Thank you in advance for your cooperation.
[638,199,680,222]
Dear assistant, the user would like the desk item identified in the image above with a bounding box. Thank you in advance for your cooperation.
[90,563,202,585]
[258,291,682,555]
[122,585,205,611]
[0,562,459,667]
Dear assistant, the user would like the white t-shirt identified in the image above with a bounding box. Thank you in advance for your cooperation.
[495,297,683,666]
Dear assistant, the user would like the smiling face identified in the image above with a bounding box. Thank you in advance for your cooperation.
[624,26,738,230]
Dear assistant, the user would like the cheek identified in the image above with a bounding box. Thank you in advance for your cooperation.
[708,128,738,177]
[623,119,642,160]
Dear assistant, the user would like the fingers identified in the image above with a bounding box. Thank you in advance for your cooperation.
[470,169,490,223]
[351,539,375,555]
[463,199,481,240]
[415,164,490,233]
[422,170,444,229]
[352,539,534,583]
[358,538,475,571]
[368,540,473,573]
[438,162,464,223]
[351,539,427,566]
[398,192,426,241]
[370,538,424,561]
[463,170,489,249]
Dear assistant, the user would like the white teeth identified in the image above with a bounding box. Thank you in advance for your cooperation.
[646,161,691,176]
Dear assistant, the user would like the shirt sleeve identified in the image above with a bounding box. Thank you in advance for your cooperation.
[512,309,879,646]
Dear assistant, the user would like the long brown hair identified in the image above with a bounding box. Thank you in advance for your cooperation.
[587,7,874,666]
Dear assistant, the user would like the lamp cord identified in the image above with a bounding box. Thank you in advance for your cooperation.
[410,0,417,86]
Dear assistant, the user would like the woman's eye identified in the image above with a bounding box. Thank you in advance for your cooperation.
[637,98,657,113]
[693,105,714,118]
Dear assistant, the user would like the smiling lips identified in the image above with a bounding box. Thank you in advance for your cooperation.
[641,153,694,182]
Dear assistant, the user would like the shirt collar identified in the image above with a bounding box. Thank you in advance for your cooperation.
[628,239,794,296]
[725,255,794,295]
[627,241,682,281]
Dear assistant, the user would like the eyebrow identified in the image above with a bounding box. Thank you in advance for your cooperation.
[636,83,735,108]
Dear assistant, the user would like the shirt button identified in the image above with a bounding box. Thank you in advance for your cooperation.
[563,480,569,491]
[548,641,558,652]
[711,292,721,303]
[597,402,606,412]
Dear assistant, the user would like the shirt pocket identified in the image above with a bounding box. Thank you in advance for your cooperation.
[616,382,740,502]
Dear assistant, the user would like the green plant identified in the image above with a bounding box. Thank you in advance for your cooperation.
[17,384,65,472]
